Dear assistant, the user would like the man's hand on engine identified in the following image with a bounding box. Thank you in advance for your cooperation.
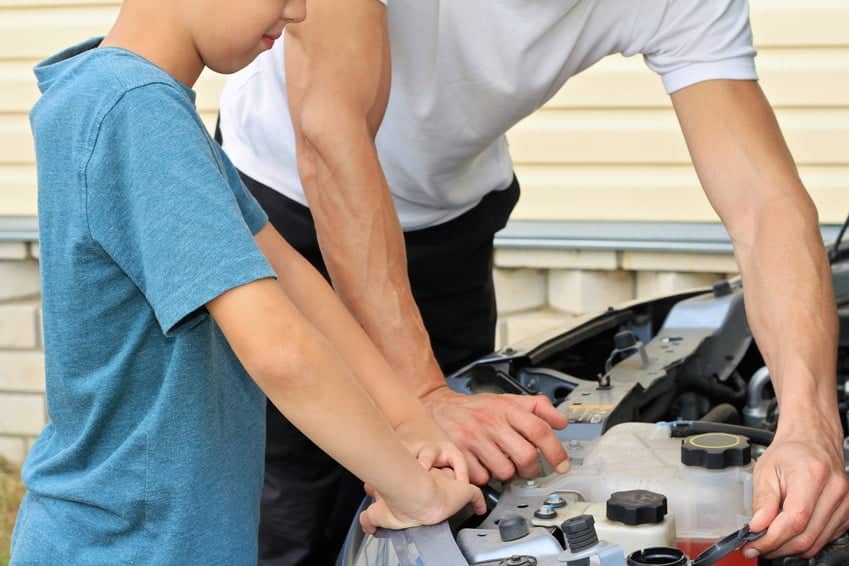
[420,386,570,485]
[744,415,849,560]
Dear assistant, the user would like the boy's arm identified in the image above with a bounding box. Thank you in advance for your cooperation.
[206,257,484,525]
[671,79,849,559]
[284,0,568,484]
[253,223,568,476]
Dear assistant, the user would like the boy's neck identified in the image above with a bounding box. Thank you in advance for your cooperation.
[100,1,204,89]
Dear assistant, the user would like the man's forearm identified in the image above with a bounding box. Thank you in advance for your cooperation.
[295,119,446,398]
[672,80,841,431]
[284,4,447,398]
[255,224,435,427]
[734,205,840,429]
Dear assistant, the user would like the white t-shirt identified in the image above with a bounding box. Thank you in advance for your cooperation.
[220,0,757,230]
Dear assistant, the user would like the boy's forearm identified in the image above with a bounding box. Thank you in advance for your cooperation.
[207,277,433,503]
[255,225,431,427]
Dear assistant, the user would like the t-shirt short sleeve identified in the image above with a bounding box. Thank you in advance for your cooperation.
[85,83,276,335]
[629,0,758,94]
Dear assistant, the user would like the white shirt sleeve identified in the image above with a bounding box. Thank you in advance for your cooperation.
[627,0,758,94]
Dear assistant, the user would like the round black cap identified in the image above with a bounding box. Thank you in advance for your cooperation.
[606,490,668,526]
[681,433,751,470]
[499,557,537,566]
[627,547,688,566]
[498,515,530,542]
[614,331,637,350]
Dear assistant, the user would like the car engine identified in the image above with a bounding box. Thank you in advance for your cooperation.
[340,256,849,566]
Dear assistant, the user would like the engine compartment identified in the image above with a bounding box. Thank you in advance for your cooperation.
[341,260,849,566]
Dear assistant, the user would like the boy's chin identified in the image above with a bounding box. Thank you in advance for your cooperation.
[205,56,258,76]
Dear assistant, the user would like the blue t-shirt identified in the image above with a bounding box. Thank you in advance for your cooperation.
[12,38,277,565]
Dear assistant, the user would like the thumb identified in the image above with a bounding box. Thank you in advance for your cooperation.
[750,472,781,532]
[417,447,437,471]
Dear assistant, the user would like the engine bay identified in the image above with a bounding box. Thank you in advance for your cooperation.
[341,259,849,566]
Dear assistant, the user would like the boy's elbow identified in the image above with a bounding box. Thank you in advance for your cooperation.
[243,328,312,395]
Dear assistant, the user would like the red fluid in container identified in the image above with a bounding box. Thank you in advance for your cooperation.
[677,539,756,566]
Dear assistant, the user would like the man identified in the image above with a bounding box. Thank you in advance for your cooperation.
[219,0,849,563]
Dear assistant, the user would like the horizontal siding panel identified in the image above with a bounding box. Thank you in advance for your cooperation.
[551,48,849,109]
[507,108,849,166]
[0,6,118,60]
[0,63,225,113]
[511,165,849,224]
[0,166,37,216]
[0,1,116,6]
[750,0,849,48]
[0,111,219,165]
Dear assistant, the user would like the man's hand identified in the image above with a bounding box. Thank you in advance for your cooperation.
[394,412,470,482]
[421,386,570,485]
[744,418,849,560]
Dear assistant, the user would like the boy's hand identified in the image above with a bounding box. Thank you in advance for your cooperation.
[359,468,486,534]
[394,412,469,482]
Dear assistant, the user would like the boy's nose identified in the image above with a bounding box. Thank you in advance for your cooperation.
[283,0,306,24]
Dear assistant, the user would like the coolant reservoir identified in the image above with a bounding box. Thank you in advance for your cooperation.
[555,497,676,556]
[558,423,755,565]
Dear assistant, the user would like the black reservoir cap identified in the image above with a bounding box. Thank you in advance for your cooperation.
[607,490,668,526]
[681,432,751,470]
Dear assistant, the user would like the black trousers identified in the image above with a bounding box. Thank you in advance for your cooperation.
[239,171,519,565]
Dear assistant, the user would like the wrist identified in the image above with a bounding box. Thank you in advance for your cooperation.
[419,383,455,405]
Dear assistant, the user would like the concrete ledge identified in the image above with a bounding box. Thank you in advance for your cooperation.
[0,216,38,242]
[495,220,843,254]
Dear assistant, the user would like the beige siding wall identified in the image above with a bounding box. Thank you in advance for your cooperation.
[0,0,848,221]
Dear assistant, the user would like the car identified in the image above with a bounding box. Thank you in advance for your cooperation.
[338,226,849,566]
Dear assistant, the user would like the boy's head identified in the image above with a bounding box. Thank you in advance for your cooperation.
[103,0,306,85]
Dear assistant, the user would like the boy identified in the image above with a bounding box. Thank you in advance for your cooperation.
[11,0,484,563]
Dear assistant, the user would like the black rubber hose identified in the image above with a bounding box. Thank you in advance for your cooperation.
[678,372,747,405]
[700,403,741,425]
[814,533,849,566]
[670,421,775,446]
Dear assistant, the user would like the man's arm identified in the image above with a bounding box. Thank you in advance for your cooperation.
[283,0,568,483]
[671,79,849,559]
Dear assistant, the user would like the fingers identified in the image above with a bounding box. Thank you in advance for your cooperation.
[506,405,570,474]
[514,394,568,430]
[466,434,516,482]
[491,424,542,478]
[417,446,437,471]
[465,451,490,486]
[748,463,782,534]
[763,470,849,558]
[467,483,487,515]
[807,482,849,557]
[430,444,470,483]
[747,459,830,559]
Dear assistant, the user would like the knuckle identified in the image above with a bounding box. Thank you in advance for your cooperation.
[516,447,539,469]
[790,510,812,535]
[492,463,516,482]
[834,476,849,499]
[793,532,816,553]
[525,419,550,441]
[808,460,829,483]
